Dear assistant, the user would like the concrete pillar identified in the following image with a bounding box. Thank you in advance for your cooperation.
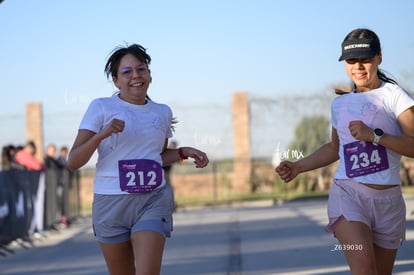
[232,92,251,192]
[26,102,44,163]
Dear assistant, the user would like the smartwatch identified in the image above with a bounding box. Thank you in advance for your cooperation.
[373,128,384,144]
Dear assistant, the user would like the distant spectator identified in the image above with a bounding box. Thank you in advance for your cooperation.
[1,144,16,170]
[13,142,46,237]
[57,146,69,167]
[57,145,70,227]
[44,144,63,170]
[44,143,66,228]
[14,141,43,171]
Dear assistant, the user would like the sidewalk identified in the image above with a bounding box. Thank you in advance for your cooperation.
[0,216,92,259]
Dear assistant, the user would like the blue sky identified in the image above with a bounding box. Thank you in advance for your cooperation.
[1,0,414,162]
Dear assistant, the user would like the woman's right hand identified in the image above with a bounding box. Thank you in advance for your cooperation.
[101,118,125,139]
[67,118,125,171]
[275,161,299,183]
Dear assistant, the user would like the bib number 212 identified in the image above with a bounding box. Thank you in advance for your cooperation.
[125,170,158,187]
[118,159,163,193]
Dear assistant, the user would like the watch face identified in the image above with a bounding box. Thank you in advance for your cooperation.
[374,128,384,136]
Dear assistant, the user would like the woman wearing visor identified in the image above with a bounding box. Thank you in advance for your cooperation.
[276,28,414,274]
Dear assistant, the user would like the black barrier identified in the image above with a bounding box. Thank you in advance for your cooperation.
[0,170,33,245]
[8,169,34,241]
[0,168,80,254]
[44,168,59,229]
[0,171,14,246]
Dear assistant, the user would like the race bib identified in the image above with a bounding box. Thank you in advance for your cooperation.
[343,141,389,178]
[118,159,163,193]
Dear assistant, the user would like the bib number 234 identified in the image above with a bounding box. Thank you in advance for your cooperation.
[343,141,389,178]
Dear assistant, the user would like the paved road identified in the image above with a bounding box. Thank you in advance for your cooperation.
[1,197,413,275]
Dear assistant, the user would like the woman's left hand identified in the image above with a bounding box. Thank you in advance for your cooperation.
[181,147,209,168]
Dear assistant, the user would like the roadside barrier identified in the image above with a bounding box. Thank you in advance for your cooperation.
[0,168,80,256]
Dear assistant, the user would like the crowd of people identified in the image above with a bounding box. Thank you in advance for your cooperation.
[1,141,73,238]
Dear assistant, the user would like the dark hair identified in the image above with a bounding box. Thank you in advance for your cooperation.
[343,28,398,86]
[1,144,16,170]
[27,140,37,151]
[104,44,152,99]
[104,44,151,80]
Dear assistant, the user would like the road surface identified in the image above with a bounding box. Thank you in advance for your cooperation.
[1,197,413,275]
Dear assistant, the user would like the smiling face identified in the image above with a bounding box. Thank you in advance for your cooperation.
[113,53,152,104]
[344,54,382,92]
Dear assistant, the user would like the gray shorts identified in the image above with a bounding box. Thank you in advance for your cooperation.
[326,179,406,249]
[92,185,174,244]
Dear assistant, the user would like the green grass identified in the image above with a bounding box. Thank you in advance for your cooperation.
[402,185,414,196]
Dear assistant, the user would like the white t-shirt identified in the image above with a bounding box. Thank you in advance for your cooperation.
[332,82,414,185]
[79,95,173,194]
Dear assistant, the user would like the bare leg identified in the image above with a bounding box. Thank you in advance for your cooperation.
[131,231,166,275]
[99,241,135,275]
[334,219,377,275]
[373,243,397,275]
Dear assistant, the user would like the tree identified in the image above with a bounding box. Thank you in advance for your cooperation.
[288,115,330,157]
